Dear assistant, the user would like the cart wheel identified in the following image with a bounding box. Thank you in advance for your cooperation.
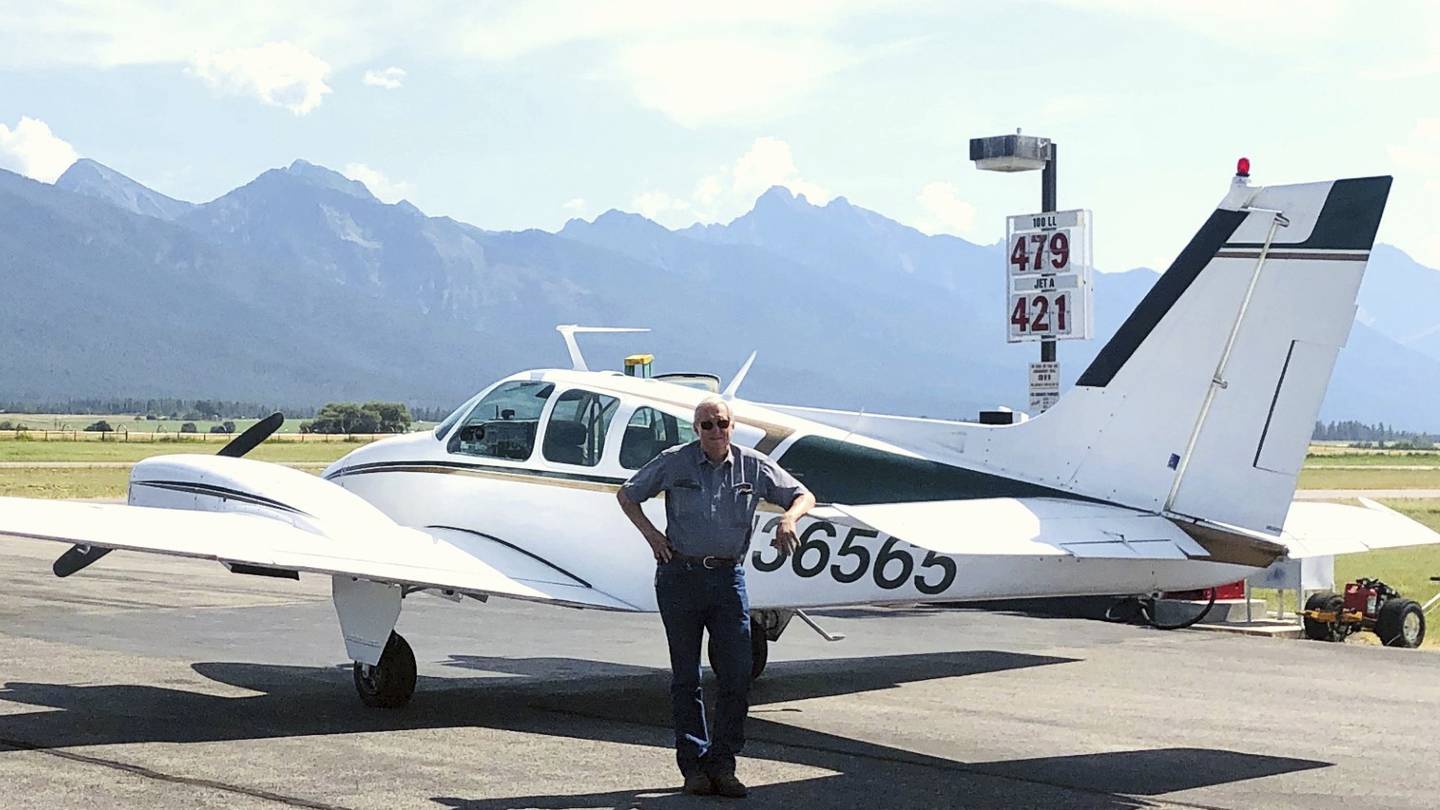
[1303,592,1346,642]
[1376,598,1426,648]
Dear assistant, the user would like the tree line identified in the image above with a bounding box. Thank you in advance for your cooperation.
[0,398,454,424]
[1312,420,1437,447]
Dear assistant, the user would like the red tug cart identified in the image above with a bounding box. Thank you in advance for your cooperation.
[1301,577,1433,648]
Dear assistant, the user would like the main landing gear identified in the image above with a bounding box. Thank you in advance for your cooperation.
[353,631,417,708]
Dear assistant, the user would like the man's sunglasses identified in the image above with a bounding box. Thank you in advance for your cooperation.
[699,419,731,431]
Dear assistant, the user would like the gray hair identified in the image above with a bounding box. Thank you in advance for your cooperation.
[693,396,731,421]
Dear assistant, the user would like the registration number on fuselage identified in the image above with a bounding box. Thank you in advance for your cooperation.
[748,517,957,594]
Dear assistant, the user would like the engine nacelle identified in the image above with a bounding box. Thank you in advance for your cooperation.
[129,454,398,538]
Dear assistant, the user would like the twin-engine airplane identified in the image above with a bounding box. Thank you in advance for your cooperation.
[2,166,1436,709]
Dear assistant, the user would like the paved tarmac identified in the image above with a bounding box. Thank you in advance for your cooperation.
[1,535,1438,810]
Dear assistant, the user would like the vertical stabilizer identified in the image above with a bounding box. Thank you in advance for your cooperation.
[982,174,1391,536]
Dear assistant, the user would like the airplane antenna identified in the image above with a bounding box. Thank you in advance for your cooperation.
[722,350,758,399]
[555,325,649,371]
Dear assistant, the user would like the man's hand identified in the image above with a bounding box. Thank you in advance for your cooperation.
[645,528,674,563]
[619,489,672,564]
[771,515,799,555]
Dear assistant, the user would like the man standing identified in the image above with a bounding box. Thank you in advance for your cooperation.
[617,396,814,798]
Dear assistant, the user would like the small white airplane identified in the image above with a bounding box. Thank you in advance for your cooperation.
[1,166,1434,709]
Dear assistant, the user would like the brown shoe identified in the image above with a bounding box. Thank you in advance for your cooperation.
[683,773,714,795]
[710,773,748,798]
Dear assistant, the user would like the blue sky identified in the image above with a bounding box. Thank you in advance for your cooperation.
[2,1,1437,271]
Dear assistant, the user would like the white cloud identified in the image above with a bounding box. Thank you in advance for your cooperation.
[914,181,978,239]
[188,42,332,115]
[342,163,416,204]
[729,137,829,203]
[362,66,407,89]
[0,117,79,183]
[562,197,588,212]
[616,37,853,127]
[631,190,690,221]
[451,1,895,61]
[629,136,829,227]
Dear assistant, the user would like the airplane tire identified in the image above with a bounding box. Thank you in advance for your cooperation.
[353,631,416,708]
[750,632,768,681]
[705,631,769,681]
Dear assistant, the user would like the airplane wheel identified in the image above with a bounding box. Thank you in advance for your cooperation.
[705,631,769,681]
[353,631,416,708]
[750,632,768,681]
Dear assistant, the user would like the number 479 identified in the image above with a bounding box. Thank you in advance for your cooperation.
[1010,232,1070,273]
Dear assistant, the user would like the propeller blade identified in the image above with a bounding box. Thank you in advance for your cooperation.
[217,412,284,458]
[53,545,112,578]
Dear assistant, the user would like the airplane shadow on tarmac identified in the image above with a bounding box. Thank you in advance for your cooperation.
[0,650,1329,809]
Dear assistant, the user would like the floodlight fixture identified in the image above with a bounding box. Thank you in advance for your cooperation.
[969,133,1052,173]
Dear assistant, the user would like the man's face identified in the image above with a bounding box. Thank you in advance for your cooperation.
[694,401,733,459]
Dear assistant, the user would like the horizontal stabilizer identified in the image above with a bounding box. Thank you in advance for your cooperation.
[0,497,637,611]
[816,497,1212,560]
[1281,499,1440,558]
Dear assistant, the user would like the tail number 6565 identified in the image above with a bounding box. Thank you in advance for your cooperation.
[750,519,956,595]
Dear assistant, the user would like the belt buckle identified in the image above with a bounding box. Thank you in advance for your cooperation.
[702,555,721,569]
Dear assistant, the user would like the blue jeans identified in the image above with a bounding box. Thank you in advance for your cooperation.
[654,559,752,778]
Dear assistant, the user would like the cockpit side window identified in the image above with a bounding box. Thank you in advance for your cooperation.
[542,389,619,467]
[620,406,696,470]
[449,380,555,460]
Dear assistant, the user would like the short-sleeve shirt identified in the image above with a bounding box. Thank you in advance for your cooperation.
[620,440,808,559]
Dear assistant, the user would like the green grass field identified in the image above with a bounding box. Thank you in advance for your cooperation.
[1297,467,1440,489]
[0,467,132,499]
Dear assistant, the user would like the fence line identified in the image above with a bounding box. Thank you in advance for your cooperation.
[0,430,391,443]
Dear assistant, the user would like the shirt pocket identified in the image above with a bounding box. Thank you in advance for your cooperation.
[727,482,756,528]
[668,480,705,521]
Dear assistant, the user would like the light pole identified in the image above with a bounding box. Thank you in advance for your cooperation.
[970,132,1057,364]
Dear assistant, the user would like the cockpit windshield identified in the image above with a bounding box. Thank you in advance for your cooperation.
[448,380,555,460]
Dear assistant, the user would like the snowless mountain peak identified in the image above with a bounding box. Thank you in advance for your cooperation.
[53,158,194,221]
[283,159,376,201]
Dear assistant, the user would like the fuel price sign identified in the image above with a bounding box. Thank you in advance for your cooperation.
[1004,209,1093,343]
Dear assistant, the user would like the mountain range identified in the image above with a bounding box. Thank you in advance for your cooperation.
[3,157,1437,429]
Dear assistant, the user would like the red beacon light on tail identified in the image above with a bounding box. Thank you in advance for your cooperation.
[1236,157,1251,178]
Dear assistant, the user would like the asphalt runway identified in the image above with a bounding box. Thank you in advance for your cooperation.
[1,537,1438,809]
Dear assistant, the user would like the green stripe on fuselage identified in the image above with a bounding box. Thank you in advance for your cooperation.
[777,435,1095,505]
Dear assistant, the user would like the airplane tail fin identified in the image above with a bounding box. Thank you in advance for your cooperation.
[987,173,1391,536]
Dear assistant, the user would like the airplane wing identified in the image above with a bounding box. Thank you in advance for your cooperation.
[0,497,639,611]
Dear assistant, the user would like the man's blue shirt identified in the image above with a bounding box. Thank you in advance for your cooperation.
[621,441,808,559]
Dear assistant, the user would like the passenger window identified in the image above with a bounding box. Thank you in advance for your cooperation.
[620,407,696,470]
[449,381,554,460]
[542,389,619,467]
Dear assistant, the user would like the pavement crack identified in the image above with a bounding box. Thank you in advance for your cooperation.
[0,736,352,810]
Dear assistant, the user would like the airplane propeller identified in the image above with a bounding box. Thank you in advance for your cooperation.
[217,412,285,458]
[53,412,285,577]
